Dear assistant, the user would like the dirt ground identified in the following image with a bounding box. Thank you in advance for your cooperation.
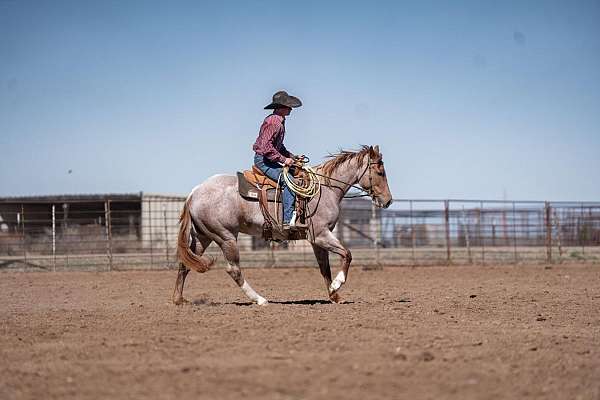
[1,264,599,400]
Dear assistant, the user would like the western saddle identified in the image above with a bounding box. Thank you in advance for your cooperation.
[237,166,309,242]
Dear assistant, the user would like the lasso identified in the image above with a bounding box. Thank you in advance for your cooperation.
[280,156,321,199]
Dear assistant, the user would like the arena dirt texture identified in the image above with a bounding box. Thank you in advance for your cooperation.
[1,264,599,400]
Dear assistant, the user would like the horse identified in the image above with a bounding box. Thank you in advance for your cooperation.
[173,145,393,305]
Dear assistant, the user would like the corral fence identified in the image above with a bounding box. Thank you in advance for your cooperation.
[0,194,599,271]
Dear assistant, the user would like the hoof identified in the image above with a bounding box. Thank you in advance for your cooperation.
[173,297,190,306]
[257,297,269,306]
[329,292,342,304]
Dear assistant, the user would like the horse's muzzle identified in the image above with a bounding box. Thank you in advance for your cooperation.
[372,197,393,209]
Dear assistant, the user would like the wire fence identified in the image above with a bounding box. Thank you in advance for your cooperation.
[1,195,599,271]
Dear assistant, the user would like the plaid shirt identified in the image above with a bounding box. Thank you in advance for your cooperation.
[252,114,292,164]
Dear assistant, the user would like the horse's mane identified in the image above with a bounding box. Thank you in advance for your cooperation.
[320,145,372,177]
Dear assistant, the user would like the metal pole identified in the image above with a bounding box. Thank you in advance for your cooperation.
[462,206,472,265]
[444,200,451,265]
[545,202,552,263]
[104,200,113,271]
[163,205,169,268]
[148,199,154,268]
[512,201,518,264]
[21,204,26,263]
[554,210,563,258]
[63,203,70,269]
[480,201,485,265]
[581,203,585,255]
[410,200,416,265]
[52,205,56,272]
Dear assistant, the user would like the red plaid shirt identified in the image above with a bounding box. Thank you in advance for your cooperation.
[252,114,292,164]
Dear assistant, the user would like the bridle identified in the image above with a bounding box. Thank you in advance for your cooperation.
[312,153,381,201]
[302,153,382,225]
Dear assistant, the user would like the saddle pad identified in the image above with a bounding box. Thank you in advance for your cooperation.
[237,172,278,202]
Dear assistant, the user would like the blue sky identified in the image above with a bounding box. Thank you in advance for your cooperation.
[1,0,599,200]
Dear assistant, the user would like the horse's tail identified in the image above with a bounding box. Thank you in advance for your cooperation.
[177,200,215,273]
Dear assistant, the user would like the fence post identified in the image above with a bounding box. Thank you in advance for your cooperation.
[553,210,563,259]
[512,201,518,264]
[163,205,169,268]
[545,201,552,263]
[63,203,70,269]
[461,206,472,264]
[581,203,586,255]
[480,201,485,265]
[21,204,26,263]
[104,200,113,271]
[444,200,451,265]
[148,199,154,268]
[52,205,56,272]
[410,200,416,265]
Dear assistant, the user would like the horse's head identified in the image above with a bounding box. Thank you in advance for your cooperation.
[358,145,393,209]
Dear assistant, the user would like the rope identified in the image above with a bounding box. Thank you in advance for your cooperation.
[277,153,374,200]
[281,164,321,199]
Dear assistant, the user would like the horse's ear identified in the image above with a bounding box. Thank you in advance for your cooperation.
[374,145,380,154]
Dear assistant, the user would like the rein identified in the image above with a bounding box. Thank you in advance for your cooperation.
[312,153,377,200]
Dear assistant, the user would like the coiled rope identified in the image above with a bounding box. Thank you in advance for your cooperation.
[281,160,321,199]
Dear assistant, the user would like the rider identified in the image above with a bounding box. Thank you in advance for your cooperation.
[253,90,302,228]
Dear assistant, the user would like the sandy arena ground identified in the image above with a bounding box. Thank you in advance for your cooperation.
[1,264,599,400]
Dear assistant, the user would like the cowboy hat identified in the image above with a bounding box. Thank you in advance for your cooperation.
[264,90,302,109]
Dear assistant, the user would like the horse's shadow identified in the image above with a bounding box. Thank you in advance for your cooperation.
[192,298,353,307]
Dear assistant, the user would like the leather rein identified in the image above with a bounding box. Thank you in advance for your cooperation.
[311,153,379,201]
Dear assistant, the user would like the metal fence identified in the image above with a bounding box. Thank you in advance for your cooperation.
[1,195,599,271]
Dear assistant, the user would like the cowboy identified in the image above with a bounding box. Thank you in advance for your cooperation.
[253,90,302,228]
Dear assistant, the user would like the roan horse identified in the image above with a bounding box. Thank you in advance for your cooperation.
[173,145,393,305]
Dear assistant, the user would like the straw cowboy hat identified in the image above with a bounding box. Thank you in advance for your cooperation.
[264,90,302,109]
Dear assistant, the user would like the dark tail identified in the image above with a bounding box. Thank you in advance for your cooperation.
[176,200,215,273]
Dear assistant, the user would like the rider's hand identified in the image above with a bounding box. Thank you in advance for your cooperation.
[284,158,294,167]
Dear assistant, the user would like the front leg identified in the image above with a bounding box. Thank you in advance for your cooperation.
[311,243,341,303]
[312,230,352,300]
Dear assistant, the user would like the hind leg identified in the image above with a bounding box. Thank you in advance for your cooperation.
[221,239,268,306]
[172,263,191,305]
[172,234,212,305]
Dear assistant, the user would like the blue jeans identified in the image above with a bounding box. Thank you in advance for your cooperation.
[254,154,295,223]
